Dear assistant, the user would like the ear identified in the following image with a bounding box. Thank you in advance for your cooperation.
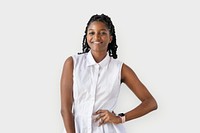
[109,36,113,43]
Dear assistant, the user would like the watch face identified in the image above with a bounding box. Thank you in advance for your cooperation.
[118,113,125,116]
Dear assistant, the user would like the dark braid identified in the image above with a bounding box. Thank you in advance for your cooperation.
[80,14,118,59]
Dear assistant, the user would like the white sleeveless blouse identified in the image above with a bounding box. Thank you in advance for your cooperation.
[63,51,126,133]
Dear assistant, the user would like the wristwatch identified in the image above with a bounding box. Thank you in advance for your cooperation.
[118,113,126,123]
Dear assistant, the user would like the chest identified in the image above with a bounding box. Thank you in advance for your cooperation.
[73,63,121,101]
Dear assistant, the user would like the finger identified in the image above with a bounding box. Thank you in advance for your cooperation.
[98,118,105,126]
[95,113,105,122]
[96,109,105,114]
[98,118,104,126]
[104,117,110,123]
[99,116,108,126]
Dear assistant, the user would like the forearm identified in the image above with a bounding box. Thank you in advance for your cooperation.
[125,97,157,121]
[61,110,75,133]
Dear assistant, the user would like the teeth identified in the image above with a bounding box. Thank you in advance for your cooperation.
[94,42,101,44]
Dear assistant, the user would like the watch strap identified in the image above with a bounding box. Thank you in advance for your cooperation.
[118,113,126,123]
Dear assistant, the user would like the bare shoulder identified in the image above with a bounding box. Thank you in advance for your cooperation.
[61,56,74,87]
[63,56,73,68]
[65,56,73,64]
[121,63,139,83]
[121,63,132,71]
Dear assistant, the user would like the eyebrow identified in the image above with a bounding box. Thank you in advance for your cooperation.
[88,29,107,31]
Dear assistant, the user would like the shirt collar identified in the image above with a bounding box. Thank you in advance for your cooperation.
[86,51,110,68]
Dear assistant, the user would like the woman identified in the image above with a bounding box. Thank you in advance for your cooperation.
[60,14,157,133]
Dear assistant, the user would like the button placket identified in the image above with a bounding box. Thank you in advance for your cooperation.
[89,64,100,132]
[92,64,100,101]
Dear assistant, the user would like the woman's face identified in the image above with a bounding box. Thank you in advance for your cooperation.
[86,21,112,53]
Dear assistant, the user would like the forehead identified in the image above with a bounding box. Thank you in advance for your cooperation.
[87,21,109,30]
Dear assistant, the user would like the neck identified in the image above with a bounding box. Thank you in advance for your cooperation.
[91,51,107,63]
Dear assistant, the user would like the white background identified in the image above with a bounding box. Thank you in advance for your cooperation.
[0,0,199,133]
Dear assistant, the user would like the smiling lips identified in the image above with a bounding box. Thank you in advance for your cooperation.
[93,42,102,45]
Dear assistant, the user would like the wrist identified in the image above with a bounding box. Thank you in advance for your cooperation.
[116,116,122,124]
[118,113,126,123]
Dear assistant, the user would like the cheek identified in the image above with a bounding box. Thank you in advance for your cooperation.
[103,36,111,43]
[86,36,92,42]
[86,37,92,47]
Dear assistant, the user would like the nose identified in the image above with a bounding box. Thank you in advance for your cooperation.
[94,34,100,41]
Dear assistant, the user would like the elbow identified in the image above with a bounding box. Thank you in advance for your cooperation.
[144,97,158,112]
[60,103,73,117]
[60,108,74,121]
[151,97,158,111]
[60,108,71,117]
[60,109,66,117]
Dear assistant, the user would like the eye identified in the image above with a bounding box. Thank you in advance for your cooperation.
[88,32,95,35]
[100,31,107,35]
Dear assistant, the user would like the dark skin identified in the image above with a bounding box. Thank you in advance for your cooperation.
[60,57,75,132]
[60,21,158,132]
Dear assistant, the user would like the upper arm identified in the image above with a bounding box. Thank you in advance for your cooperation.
[60,56,74,111]
[121,63,154,102]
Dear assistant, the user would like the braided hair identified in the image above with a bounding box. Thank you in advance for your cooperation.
[80,14,118,59]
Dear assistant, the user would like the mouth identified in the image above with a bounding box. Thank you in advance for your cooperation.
[93,41,102,45]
